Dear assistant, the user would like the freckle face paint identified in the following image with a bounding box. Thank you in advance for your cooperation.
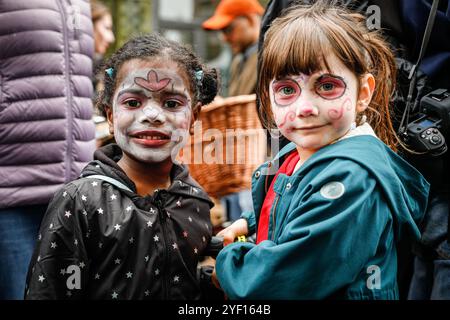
[112,66,193,164]
[269,56,360,151]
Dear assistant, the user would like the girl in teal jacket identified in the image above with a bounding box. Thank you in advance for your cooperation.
[213,1,430,300]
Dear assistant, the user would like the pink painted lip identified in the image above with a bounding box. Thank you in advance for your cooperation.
[129,130,171,147]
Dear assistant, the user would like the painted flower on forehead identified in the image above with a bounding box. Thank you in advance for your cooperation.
[134,69,171,92]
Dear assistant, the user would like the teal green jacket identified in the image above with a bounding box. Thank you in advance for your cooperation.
[216,135,430,299]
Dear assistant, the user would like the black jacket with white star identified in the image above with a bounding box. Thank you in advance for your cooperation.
[25,144,214,300]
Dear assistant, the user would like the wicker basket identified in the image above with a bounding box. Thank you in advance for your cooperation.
[180,94,267,199]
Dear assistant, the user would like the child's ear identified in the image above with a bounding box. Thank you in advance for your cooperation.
[189,103,202,135]
[357,73,375,112]
[105,106,114,134]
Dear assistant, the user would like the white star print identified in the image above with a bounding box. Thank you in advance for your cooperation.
[194,248,198,254]
[82,210,87,216]
[153,235,159,242]
[91,181,98,187]
[38,234,42,240]
[202,236,206,242]
[183,231,188,238]
[114,224,121,231]
[66,291,72,297]
[97,208,104,214]
[174,275,180,283]
[144,256,149,262]
[60,269,66,275]
[79,261,85,268]
[74,239,78,246]
[62,191,67,197]
[111,291,118,299]
[129,237,134,244]
[64,210,71,218]
[144,290,150,296]
[155,269,160,276]
[94,273,100,280]
[98,242,103,248]
[50,242,57,249]
[81,195,87,201]
[147,221,153,228]
[126,206,132,212]
[150,208,156,214]
[172,243,178,250]
[176,200,182,207]
[126,272,133,279]
[49,223,53,229]
[38,275,45,282]
[110,194,117,200]
[115,258,121,264]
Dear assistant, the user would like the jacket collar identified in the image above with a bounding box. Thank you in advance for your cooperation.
[82,144,213,206]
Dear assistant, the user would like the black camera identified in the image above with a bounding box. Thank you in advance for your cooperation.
[403,89,450,156]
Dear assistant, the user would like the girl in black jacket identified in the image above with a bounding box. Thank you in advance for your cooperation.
[25,33,219,300]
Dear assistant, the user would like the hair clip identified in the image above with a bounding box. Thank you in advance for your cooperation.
[194,70,203,86]
[105,67,115,79]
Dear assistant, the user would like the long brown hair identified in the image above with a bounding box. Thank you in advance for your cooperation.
[258,0,399,151]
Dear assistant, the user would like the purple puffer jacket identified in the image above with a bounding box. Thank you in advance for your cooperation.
[0,0,96,209]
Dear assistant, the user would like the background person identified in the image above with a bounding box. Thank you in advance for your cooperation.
[0,0,95,300]
[202,0,264,97]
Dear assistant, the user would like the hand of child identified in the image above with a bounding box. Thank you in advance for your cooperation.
[216,218,249,246]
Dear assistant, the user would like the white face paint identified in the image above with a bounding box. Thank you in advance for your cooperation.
[111,61,193,164]
[270,54,359,151]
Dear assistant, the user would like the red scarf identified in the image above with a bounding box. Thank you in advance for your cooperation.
[256,151,300,244]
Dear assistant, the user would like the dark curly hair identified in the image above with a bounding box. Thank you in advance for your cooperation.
[96,33,219,117]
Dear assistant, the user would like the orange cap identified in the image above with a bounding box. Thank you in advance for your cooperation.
[202,0,264,30]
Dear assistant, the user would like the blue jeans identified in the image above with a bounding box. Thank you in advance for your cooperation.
[408,191,450,300]
[220,189,253,222]
[0,205,47,300]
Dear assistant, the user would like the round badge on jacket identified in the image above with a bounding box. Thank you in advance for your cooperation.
[320,182,345,199]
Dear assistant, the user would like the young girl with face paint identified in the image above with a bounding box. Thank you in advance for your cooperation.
[25,34,220,300]
[213,1,430,299]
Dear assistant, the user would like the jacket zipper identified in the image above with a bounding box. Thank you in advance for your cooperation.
[0,73,3,110]
[154,190,170,300]
[264,173,269,193]
[57,0,74,182]
[270,195,280,241]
